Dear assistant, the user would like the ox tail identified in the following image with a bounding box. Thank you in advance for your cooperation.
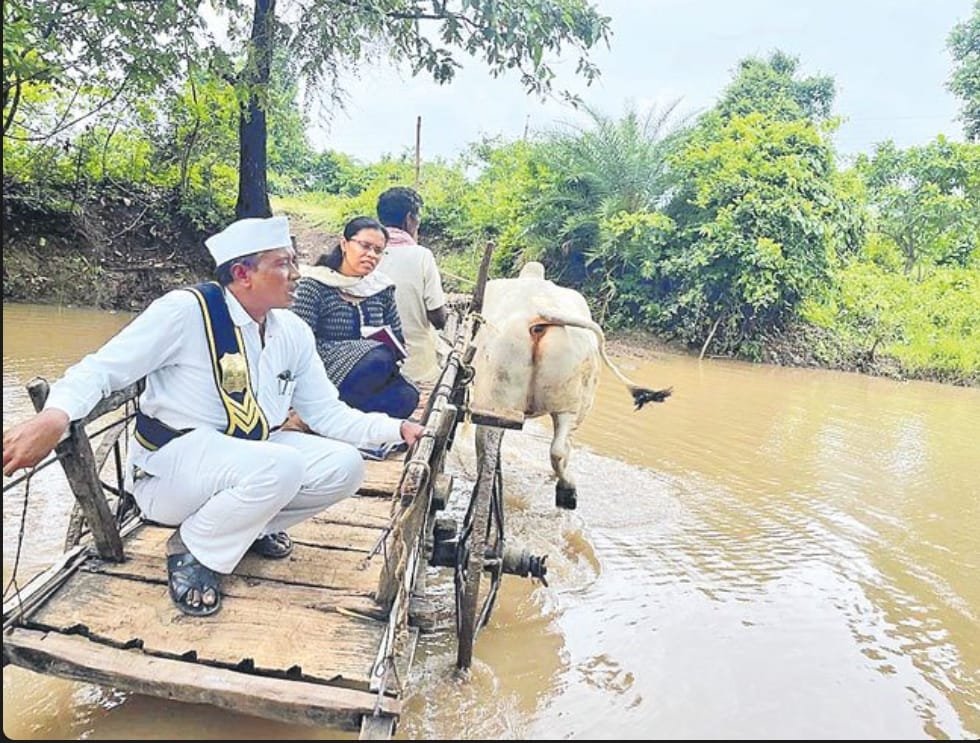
[532,315,673,410]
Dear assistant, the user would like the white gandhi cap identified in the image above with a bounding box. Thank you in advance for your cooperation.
[205,216,291,267]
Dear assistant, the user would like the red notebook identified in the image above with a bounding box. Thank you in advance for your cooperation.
[361,324,407,361]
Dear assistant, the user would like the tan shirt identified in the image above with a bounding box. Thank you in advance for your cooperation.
[378,229,446,383]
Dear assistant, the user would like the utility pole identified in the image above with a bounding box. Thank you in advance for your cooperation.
[414,115,421,188]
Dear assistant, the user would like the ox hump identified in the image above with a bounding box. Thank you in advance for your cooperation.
[518,261,546,280]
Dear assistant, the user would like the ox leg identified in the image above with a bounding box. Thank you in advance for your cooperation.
[551,413,577,510]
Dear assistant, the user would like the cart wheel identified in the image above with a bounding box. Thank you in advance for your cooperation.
[455,426,506,670]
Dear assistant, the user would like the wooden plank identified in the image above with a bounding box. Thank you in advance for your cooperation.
[374,394,464,605]
[377,480,429,609]
[27,378,124,562]
[459,313,483,365]
[288,520,387,553]
[394,626,420,694]
[123,527,384,595]
[399,436,435,506]
[470,241,495,314]
[316,496,394,528]
[358,459,404,497]
[91,416,131,472]
[88,550,386,618]
[4,510,145,632]
[27,570,386,687]
[4,628,398,730]
[235,547,383,596]
[65,418,134,550]
[2,545,89,630]
[376,358,466,605]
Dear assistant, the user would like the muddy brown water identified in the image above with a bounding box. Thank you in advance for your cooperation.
[3,303,977,739]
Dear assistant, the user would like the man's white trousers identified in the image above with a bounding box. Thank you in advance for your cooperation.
[133,428,365,573]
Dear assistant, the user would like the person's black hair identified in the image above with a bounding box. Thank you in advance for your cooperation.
[315,246,343,270]
[343,215,389,241]
[214,253,259,286]
[377,187,423,228]
[315,217,389,269]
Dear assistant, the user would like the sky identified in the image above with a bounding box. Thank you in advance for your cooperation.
[308,0,974,164]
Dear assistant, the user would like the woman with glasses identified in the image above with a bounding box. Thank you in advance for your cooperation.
[291,216,419,419]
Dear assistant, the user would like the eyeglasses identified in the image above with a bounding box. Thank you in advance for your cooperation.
[348,238,386,256]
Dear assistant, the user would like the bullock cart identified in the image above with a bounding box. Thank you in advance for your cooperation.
[1,245,545,737]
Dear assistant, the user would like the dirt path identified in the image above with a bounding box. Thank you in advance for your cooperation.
[287,216,339,265]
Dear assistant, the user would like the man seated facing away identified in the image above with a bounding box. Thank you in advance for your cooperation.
[1,216,423,618]
[375,186,448,384]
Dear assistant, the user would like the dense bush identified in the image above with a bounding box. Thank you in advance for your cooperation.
[803,262,979,380]
[4,45,977,383]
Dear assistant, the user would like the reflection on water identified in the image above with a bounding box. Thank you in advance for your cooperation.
[3,303,979,739]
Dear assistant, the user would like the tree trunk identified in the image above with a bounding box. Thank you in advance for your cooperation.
[235,0,275,219]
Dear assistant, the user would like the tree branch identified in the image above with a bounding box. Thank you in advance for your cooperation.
[3,70,22,136]
[4,74,132,143]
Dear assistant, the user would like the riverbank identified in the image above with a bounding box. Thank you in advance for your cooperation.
[605,327,936,385]
[607,322,979,387]
[2,181,214,310]
[2,191,974,388]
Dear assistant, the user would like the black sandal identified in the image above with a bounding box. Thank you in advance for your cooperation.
[249,531,293,559]
[167,552,222,616]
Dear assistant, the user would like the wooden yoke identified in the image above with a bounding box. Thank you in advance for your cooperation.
[27,378,136,562]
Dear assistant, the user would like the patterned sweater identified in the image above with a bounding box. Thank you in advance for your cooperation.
[291,278,406,385]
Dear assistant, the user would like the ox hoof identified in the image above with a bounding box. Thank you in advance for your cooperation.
[555,486,577,510]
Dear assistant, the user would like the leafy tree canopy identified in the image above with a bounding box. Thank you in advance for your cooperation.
[856,136,980,273]
[4,1,612,216]
[947,0,980,142]
[3,0,204,137]
[255,0,611,104]
[716,50,836,123]
[510,102,687,283]
[655,111,864,353]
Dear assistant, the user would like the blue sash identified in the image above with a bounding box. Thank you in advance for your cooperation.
[134,282,269,450]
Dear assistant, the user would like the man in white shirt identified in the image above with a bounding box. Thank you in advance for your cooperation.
[376,187,448,384]
[2,216,423,617]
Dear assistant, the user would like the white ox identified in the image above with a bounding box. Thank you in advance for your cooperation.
[470,262,671,509]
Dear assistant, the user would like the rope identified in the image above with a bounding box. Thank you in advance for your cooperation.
[2,450,69,492]
[371,653,402,716]
[363,519,392,567]
[362,451,433,567]
[362,393,445,567]
[2,466,37,613]
[87,413,133,440]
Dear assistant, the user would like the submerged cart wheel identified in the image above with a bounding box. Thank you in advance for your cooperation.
[455,426,506,670]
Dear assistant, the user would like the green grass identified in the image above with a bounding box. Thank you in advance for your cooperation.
[271,194,344,230]
[802,262,980,381]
